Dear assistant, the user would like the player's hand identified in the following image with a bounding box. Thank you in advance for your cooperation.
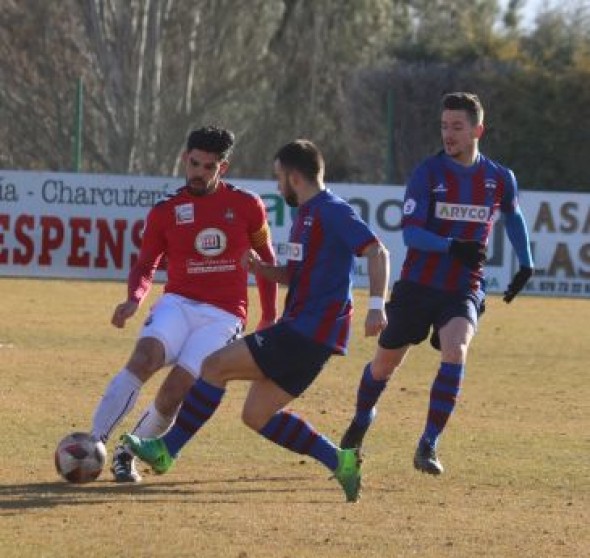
[111,300,139,328]
[503,266,533,303]
[449,239,487,270]
[241,249,261,273]
[365,309,387,337]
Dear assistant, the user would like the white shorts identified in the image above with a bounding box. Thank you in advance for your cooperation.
[139,293,243,378]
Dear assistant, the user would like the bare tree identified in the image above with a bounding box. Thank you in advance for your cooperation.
[238,0,401,180]
[0,0,95,170]
[79,0,284,175]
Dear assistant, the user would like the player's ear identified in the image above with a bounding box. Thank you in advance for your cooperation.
[474,123,485,140]
[219,159,229,175]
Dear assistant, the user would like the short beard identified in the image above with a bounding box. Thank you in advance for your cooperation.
[284,179,298,207]
[187,179,215,197]
[285,193,298,207]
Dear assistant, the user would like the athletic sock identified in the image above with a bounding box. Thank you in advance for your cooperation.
[258,409,339,471]
[162,378,225,457]
[422,362,465,447]
[353,363,388,427]
[91,368,143,443]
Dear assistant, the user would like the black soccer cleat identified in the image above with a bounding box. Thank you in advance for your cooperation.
[111,445,142,483]
[413,440,444,475]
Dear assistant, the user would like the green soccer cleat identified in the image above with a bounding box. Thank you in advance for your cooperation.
[334,448,362,503]
[121,434,174,475]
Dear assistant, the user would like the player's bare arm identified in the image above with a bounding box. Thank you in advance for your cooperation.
[361,240,390,337]
[241,249,290,285]
[252,239,279,329]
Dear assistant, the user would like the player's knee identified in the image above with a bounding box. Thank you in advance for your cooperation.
[200,351,224,382]
[127,338,165,379]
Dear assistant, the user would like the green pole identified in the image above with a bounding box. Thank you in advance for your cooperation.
[386,89,394,184]
[72,77,83,172]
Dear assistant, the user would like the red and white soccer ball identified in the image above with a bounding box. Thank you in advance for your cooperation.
[55,432,106,484]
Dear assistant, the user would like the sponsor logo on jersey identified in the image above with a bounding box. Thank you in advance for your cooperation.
[433,183,447,193]
[254,333,265,347]
[186,260,237,274]
[403,198,417,215]
[285,242,303,261]
[175,203,194,224]
[194,227,227,256]
[224,208,235,221]
[435,202,491,223]
[304,216,314,227]
[485,180,497,190]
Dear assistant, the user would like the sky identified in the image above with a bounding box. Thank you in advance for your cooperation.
[499,0,587,29]
[499,0,554,28]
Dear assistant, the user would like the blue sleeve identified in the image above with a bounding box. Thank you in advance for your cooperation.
[403,226,451,253]
[401,164,432,229]
[504,207,534,267]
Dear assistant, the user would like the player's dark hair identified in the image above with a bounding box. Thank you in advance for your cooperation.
[186,126,235,160]
[274,139,324,182]
[441,92,484,126]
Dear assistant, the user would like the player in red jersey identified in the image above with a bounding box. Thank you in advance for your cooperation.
[90,126,277,482]
[123,139,390,502]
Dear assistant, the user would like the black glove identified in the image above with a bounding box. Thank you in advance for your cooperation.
[448,239,487,270]
[503,266,533,303]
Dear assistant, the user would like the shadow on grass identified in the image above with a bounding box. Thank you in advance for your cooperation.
[0,474,341,512]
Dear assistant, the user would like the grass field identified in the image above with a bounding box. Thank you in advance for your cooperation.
[0,278,588,557]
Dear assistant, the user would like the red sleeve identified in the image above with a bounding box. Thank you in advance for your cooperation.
[128,207,166,304]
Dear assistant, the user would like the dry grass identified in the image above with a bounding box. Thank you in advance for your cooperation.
[0,278,588,557]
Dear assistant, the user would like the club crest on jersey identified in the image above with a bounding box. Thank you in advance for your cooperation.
[175,203,194,224]
[285,242,303,261]
[303,216,313,227]
[435,202,491,223]
[194,227,227,257]
[403,198,417,215]
[485,179,497,190]
[433,183,447,193]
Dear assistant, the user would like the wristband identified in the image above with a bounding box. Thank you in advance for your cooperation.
[368,296,385,310]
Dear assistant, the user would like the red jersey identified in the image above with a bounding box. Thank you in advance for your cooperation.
[129,182,272,322]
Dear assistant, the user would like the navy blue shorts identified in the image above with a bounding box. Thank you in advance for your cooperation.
[244,322,334,397]
[379,280,486,351]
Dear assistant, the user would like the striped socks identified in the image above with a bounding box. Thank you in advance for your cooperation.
[353,363,388,427]
[422,362,465,447]
[258,409,339,471]
[162,378,225,457]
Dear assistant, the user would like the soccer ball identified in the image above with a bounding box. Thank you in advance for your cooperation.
[55,432,106,484]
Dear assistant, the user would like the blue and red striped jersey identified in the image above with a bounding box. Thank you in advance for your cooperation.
[281,190,378,354]
[401,151,519,292]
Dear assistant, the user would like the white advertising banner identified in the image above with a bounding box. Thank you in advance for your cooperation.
[0,171,588,297]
